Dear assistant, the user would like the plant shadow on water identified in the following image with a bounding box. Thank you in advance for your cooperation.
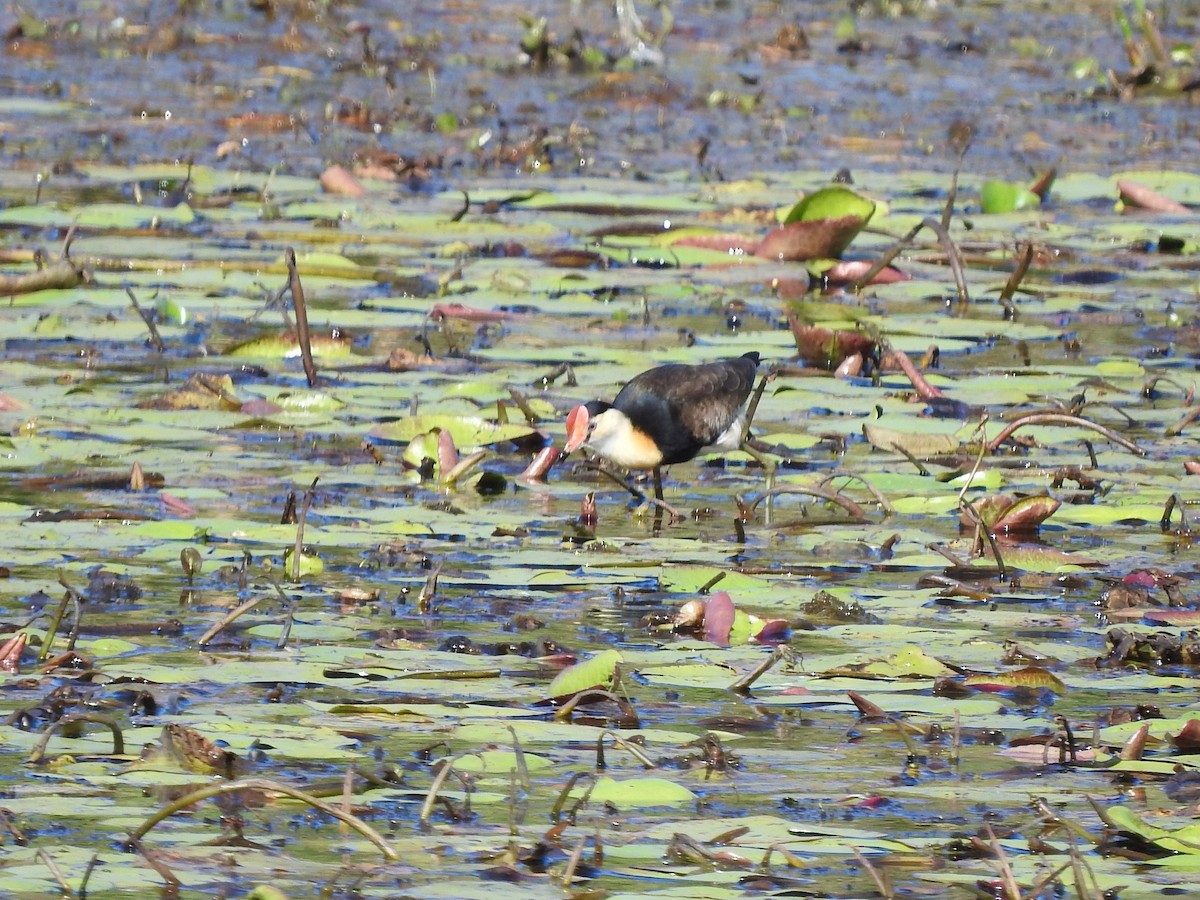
[0,0,1198,897]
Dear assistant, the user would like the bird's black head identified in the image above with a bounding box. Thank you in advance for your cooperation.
[741,351,761,366]
[584,400,612,417]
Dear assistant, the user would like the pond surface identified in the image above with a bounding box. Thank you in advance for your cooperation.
[1,1,1199,897]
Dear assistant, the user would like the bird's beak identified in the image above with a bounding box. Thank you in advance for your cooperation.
[563,405,590,455]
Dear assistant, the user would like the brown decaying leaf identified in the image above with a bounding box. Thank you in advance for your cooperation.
[0,631,27,674]
[1102,582,1154,611]
[787,318,876,370]
[754,215,867,261]
[519,446,562,482]
[577,491,597,529]
[847,691,889,719]
[387,348,438,371]
[1168,719,1200,752]
[1027,168,1057,201]
[137,373,241,412]
[0,257,84,295]
[962,494,1061,534]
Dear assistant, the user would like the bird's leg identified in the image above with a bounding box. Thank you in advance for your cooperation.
[740,371,773,445]
[589,462,685,521]
[738,442,777,525]
[738,371,777,522]
[653,467,664,504]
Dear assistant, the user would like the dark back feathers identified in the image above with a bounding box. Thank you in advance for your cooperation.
[611,353,759,465]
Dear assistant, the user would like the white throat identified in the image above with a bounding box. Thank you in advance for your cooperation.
[587,409,663,469]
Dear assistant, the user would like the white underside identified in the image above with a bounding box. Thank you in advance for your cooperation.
[587,401,749,469]
[709,410,747,452]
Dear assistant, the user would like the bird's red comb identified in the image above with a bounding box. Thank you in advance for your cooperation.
[563,405,590,454]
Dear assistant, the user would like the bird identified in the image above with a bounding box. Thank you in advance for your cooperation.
[563,352,761,504]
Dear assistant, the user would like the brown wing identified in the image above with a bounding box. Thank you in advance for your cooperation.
[671,355,759,445]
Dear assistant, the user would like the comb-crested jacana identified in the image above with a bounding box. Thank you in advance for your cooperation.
[564,352,761,503]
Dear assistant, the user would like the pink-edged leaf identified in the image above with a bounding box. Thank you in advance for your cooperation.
[520,445,561,482]
[888,348,945,400]
[754,215,866,261]
[999,743,1098,764]
[834,352,863,378]
[1123,570,1161,588]
[961,494,1014,530]
[0,391,26,411]
[436,428,459,473]
[703,591,735,647]
[1117,179,1189,213]
[238,399,285,416]
[671,231,758,254]
[159,492,197,517]
[428,303,517,322]
[787,319,876,370]
[1143,609,1200,627]
[822,260,911,286]
[990,495,1061,533]
[0,632,27,674]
